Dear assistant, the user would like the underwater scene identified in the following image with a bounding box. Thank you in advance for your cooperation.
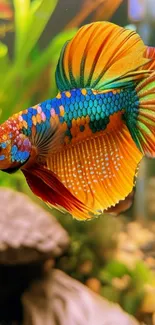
[1,0,155,324]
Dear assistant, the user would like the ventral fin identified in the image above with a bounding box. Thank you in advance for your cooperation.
[22,164,90,220]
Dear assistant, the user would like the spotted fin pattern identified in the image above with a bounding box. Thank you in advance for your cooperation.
[45,115,142,219]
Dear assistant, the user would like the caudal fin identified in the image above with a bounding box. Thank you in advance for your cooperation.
[145,46,155,70]
[125,71,155,157]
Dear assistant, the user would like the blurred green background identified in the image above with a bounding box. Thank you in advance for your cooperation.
[1,0,155,324]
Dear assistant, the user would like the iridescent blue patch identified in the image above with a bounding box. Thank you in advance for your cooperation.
[27,118,32,128]
[11,145,30,163]
[11,145,18,155]
[22,113,28,121]
[59,116,64,123]
[0,155,5,161]
[1,142,7,149]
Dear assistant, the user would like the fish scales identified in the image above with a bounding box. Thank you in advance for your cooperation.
[17,88,139,146]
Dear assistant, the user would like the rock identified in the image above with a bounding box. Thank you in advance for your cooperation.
[0,188,70,323]
[0,188,70,264]
[22,269,140,325]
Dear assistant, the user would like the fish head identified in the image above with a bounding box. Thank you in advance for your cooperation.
[0,120,32,172]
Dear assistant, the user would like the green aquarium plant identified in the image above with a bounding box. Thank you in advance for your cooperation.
[0,0,77,121]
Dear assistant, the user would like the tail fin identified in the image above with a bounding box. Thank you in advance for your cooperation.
[125,72,155,157]
[145,46,155,70]
[55,21,150,92]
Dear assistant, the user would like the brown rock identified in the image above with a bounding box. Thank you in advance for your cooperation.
[0,188,70,264]
[22,269,140,325]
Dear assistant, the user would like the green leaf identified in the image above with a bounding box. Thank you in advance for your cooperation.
[101,285,120,303]
[48,29,77,62]
[24,28,77,82]
[48,29,77,96]
[13,0,31,58]
[0,42,8,58]
[99,260,130,282]
[8,29,77,109]
[27,0,58,55]
[130,261,153,288]
[0,42,10,77]
[122,290,144,315]
[15,0,58,64]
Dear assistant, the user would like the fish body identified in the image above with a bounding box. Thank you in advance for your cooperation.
[1,86,138,165]
[9,87,138,144]
[0,21,155,219]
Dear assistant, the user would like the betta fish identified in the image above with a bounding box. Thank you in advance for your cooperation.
[0,21,155,220]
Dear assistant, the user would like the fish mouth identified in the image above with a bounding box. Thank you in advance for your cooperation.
[1,157,30,174]
[1,165,21,174]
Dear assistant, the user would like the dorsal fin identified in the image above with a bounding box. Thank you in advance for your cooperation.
[55,21,150,92]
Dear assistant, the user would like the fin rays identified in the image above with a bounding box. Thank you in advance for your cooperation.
[46,121,142,219]
[56,21,150,92]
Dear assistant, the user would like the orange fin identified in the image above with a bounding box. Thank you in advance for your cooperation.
[56,21,150,92]
[46,117,143,219]
[123,46,155,157]
[144,46,155,70]
[105,190,135,216]
[22,164,90,220]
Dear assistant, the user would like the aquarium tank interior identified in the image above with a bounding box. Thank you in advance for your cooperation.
[0,0,155,324]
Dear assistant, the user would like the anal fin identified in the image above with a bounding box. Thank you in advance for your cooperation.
[47,117,143,216]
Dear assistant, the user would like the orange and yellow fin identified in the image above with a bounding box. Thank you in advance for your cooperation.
[46,118,142,220]
[56,21,150,92]
[120,45,155,157]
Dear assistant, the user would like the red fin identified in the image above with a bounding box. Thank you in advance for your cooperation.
[22,164,90,220]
